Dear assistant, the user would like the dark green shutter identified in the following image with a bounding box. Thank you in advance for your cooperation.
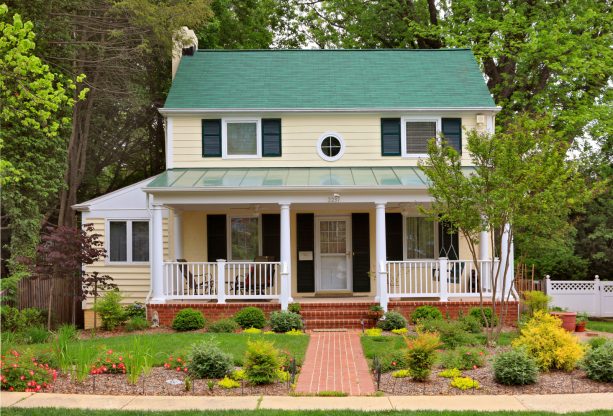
[261,214,280,261]
[352,213,370,292]
[202,119,221,157]
[385,213,403,261]
[296,213,315,292]
[381,118,401,156]
[262,119,281,157]
[207,214,226,261]
[442,118,462,154]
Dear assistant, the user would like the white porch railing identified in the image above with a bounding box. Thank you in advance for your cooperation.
[163,260,281,302]
[386,258,504,302]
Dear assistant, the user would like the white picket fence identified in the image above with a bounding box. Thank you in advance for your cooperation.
[545,275,613,317]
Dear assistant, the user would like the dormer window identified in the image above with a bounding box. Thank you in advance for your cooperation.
[222,119,261,158]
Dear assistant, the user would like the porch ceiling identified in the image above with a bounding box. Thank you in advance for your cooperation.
[147,167,436,191]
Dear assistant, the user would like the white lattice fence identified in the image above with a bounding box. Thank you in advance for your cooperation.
[545,276,612,317]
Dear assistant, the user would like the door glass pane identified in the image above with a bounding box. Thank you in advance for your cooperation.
[132,221,149,262]
[406,217,435,259]
[227,122,257,155]
[231,217,259,260]
[320,256,347,290]
[406,121,436,153]
[109,221,127,262]
[320,221,346,254]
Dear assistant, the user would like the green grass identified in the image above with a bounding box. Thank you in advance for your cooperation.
[12,332,309,367]
[586,320,613,333]
[2,409,611,416]
[360,335,407,361]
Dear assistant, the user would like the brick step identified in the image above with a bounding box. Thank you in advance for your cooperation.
[297,302,377,311]
[300,309,375,319]
[303,318,376,330]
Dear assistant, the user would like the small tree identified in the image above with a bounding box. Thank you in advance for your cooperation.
[419,114,589,343]
[33,224,111,329]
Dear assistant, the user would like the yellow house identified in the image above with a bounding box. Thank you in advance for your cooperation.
[74,38,518,328]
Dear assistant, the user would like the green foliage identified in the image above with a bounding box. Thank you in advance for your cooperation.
[391,328,408,335]
[243,327,262,334]
[123,302,146,320]
[439,346,486,370]
[187,340,233,379]
[404,332,441,381]
[0,349,54,392]
[243,339,281,385]
[285,329,305,336]
[0,306,45,332]
[377,311,407,331]
[523,291,551,316]
[410,306,443,324]
[364,328,382,337]
[468,307,498,328]
[439,368,462,379]
[93,291,126,331]
[124,337,153,385]
[217,376,240,389]
[587,337,608,350]
[269,311,303,333]
[459,315,483,334]
[419,319,478,349]
[125,317,149,332]
[378,349,409,373]
[391,369,410,378]
[493,348,539,386]
[234,307,266,329]
[288,303,301,314]
[582,340,613,382]
[171,308,206,332]
[19,325,50,344]
[207,318,239,333]
[450,376,480,390]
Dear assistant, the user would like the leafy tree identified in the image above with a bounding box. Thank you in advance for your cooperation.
[419,114,590,343]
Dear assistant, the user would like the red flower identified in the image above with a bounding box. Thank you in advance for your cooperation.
[107,350,113,355]
[473,365,478,370]
[392,361,397,366]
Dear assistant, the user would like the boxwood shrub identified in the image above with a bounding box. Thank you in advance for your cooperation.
[269,311,303,333]
[188,340,233,379]
[172,308,206,331]
[208,318,239,333]
[377,311,407,331]
[582,340,613,382]
[234,307,266,329]
[493,348,538,385]
[410,305,443,324]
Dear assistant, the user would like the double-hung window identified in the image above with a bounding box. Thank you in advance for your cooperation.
[229,216,261,260]
[404,217,436,259]
[108,220,149,263]
[401,117,440,157]
[222,119,261,158]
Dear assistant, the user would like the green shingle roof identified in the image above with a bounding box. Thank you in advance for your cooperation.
[164,49,496,110]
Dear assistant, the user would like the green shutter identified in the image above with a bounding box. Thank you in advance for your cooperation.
[442,118,462,154]
[262,119,282,157]
[352,213,371,292]
[381,118,401,156]
[202,119,221,157]
[385,213,403,260]
[207,214,226,261]
[297,213,315,293]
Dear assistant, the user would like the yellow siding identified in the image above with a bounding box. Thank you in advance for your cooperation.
[172,114,484,168]
[182,211,207,261]
[83,217,169,309]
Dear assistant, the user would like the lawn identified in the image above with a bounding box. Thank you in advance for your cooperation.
[2,409,611,416]
[16,332,310,366]
[586,320,613,333]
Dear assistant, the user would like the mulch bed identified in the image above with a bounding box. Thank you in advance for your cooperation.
[377,364,613,396]
[50,367,293,396]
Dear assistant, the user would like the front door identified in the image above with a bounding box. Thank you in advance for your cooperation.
[315,216,352,291]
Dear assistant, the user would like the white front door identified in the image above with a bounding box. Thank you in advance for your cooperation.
[315,216,352,291]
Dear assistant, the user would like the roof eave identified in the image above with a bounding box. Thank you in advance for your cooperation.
[144,185,429,193]
[159,106,502,116]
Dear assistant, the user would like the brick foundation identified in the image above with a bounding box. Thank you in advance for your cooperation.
[147,302,282,326]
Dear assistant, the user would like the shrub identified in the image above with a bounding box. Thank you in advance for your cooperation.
[208,318,239,333]
[19,325,50,344]
[231,369,246,380]
[419,319,477,349]
[93,291,126,330]
[493,348,538,386]
[392,328,408,335]
[468,307,498,328]
[379,349,409,372]
[391,369,410,378]
[125,317,149,332]
[410,306,443,324]
[243,327,262,334]
[587,336,608,350]
[163,355,189,372]
[451,376,480,390]
[269,311,303,333]
[218,376,240,388]
[244,340,281,385]
[377,311,407,331]
[439,368,462,378]
[91,349,126,375]
[288,303,301,314]
[364,328,382,337]
[582,340,613,382]
[172,308,206,331]
[0,306,45,332]
[523,291,551,316]
[0,350,54,392]
[285,329,305,336]
[404,332,441,381]
[188,340,233,379]
[440,346,486,370]
[459,315,483,334]
[124,302,146,319]
[513,310,584,371]
[234,307,266,329]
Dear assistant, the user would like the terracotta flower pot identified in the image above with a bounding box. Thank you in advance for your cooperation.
[550,311,577,332]
[575,321,586,332]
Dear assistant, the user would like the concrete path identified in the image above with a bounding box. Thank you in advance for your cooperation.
[2,392,613,412]
[295,331,375,395]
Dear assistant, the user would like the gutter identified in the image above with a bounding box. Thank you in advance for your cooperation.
[159,106,502,115]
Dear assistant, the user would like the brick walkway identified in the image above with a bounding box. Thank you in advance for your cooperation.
[295,331,375,396]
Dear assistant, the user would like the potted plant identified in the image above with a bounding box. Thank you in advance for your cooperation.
[575,312,589,332]
[366,305,384,320]
[549,306,577,332]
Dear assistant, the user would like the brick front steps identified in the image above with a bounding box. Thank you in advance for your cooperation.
[147,300,519,329]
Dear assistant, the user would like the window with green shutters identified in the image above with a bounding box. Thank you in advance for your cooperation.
[202,118,281,158]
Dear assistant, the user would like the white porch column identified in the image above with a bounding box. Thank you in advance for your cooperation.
[439,257,448,301]
[150,203,165,304]
[500,223,514,299]
[173,210,183,260]
[279,202,293,309]
[375,202,388,310]
[479,228,490,291]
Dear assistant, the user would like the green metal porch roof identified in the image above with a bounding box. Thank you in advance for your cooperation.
[146,167,432,190]
[164,49,497,110]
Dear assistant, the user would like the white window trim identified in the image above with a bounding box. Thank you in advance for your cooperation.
[222,118,262,159]
[402,215,438,261]
[401,116,441,158]
[105,219,150,265]
[227,215,263,261]
[316,132,346,162]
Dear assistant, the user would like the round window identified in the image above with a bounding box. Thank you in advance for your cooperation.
[317,133,345,161]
